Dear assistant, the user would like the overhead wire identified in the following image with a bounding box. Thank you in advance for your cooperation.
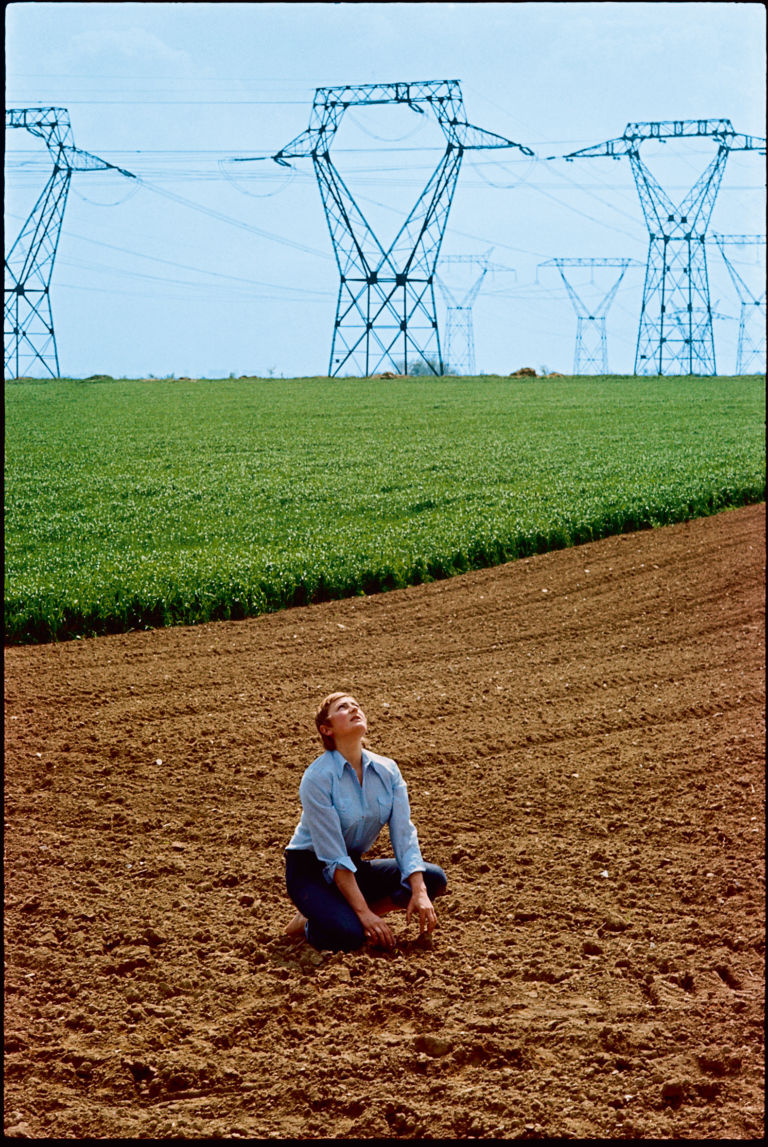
[7,149,760,195]
[70,179,143,208]
[539,157,643,227]
[465,151,537,190]
[128,174,335,261]
[53,257,329,302]
[217,156,298,199]
[344,109,427,144]
[4,208,333,301]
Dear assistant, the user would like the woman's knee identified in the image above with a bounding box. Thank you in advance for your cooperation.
[425,863,448,899]
[306,913,366,953]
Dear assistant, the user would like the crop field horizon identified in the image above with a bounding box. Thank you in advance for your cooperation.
[4,374,765,645]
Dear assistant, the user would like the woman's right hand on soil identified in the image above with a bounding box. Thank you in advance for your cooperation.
[357,909,395,949]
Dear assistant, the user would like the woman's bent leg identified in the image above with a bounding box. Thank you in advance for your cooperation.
[285,850,366,952]
[359,859,448,908]
[284,851,447,950]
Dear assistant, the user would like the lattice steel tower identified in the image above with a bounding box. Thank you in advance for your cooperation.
[538,258,641,374]
[436,254,511,375]
[5,107,134,379]
[560,120,765,375]
[712,234,766,374]
[272,81,532,377]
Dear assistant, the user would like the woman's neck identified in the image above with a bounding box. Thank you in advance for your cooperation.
[336,737,364,773]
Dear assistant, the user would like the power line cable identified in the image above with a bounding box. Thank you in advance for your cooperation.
[130,175,334,260]
[70,179,144,208]
[4,96,313,105]
[5,208,333,297]
[217,157,298,198]
[55,258,327,301]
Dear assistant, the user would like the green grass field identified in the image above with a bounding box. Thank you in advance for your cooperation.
[4,374,765,644]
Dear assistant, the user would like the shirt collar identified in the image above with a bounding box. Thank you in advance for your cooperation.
[331,747,379,777]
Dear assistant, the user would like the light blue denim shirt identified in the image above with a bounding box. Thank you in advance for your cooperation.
[286,747,426,887]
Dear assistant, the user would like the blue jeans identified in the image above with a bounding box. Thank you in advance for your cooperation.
[285,848,448,952]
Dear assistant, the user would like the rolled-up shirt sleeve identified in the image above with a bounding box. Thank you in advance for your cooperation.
[298,769,357,884]
[389,768,426,886]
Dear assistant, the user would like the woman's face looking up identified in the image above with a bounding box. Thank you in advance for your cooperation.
[321,695,368,742]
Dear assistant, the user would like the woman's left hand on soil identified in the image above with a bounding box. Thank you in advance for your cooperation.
[406,886,437,935]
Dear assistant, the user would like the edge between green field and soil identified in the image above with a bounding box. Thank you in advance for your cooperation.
[4,374,765,644]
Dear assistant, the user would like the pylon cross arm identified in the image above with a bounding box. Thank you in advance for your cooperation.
[6,106,73,148]
[540,258,641,268]
[561,120,764,161]
[723,132,766,153]
[274,129,323,164]
[273,80,532,162]
[715,241,765,305]
[624,118,735,140]
[6,106,134,177]
[711,233,766,245]
[60,145,135,176]
[451,122,533,154]
[561,136,633,160]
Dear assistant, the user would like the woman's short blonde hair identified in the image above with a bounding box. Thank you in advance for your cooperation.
[315,692,348,751]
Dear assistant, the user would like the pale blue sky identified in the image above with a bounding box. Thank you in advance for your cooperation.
[5,1,766,377]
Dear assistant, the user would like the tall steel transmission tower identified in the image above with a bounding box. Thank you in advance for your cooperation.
[559,120,765,376]
[712,233,766,374]
[5,107,134,379]
[436,254,511,375]
[271,81,532,377]
[538,258,642,374]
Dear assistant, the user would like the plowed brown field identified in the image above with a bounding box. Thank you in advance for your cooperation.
[4,503,765,1140]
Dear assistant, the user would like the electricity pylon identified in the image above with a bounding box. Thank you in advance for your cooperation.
[538,258,642,374]
[711,233,766,374]
[436,253,513,375]
[5,107,134,379]
[271,81,532,377]
[559,120,765,376]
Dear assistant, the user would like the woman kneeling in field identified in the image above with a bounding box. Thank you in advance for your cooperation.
[284,692,447,952]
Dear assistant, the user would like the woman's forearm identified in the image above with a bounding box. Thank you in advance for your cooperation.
[333,867,370,917]
[335,866,396,948]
